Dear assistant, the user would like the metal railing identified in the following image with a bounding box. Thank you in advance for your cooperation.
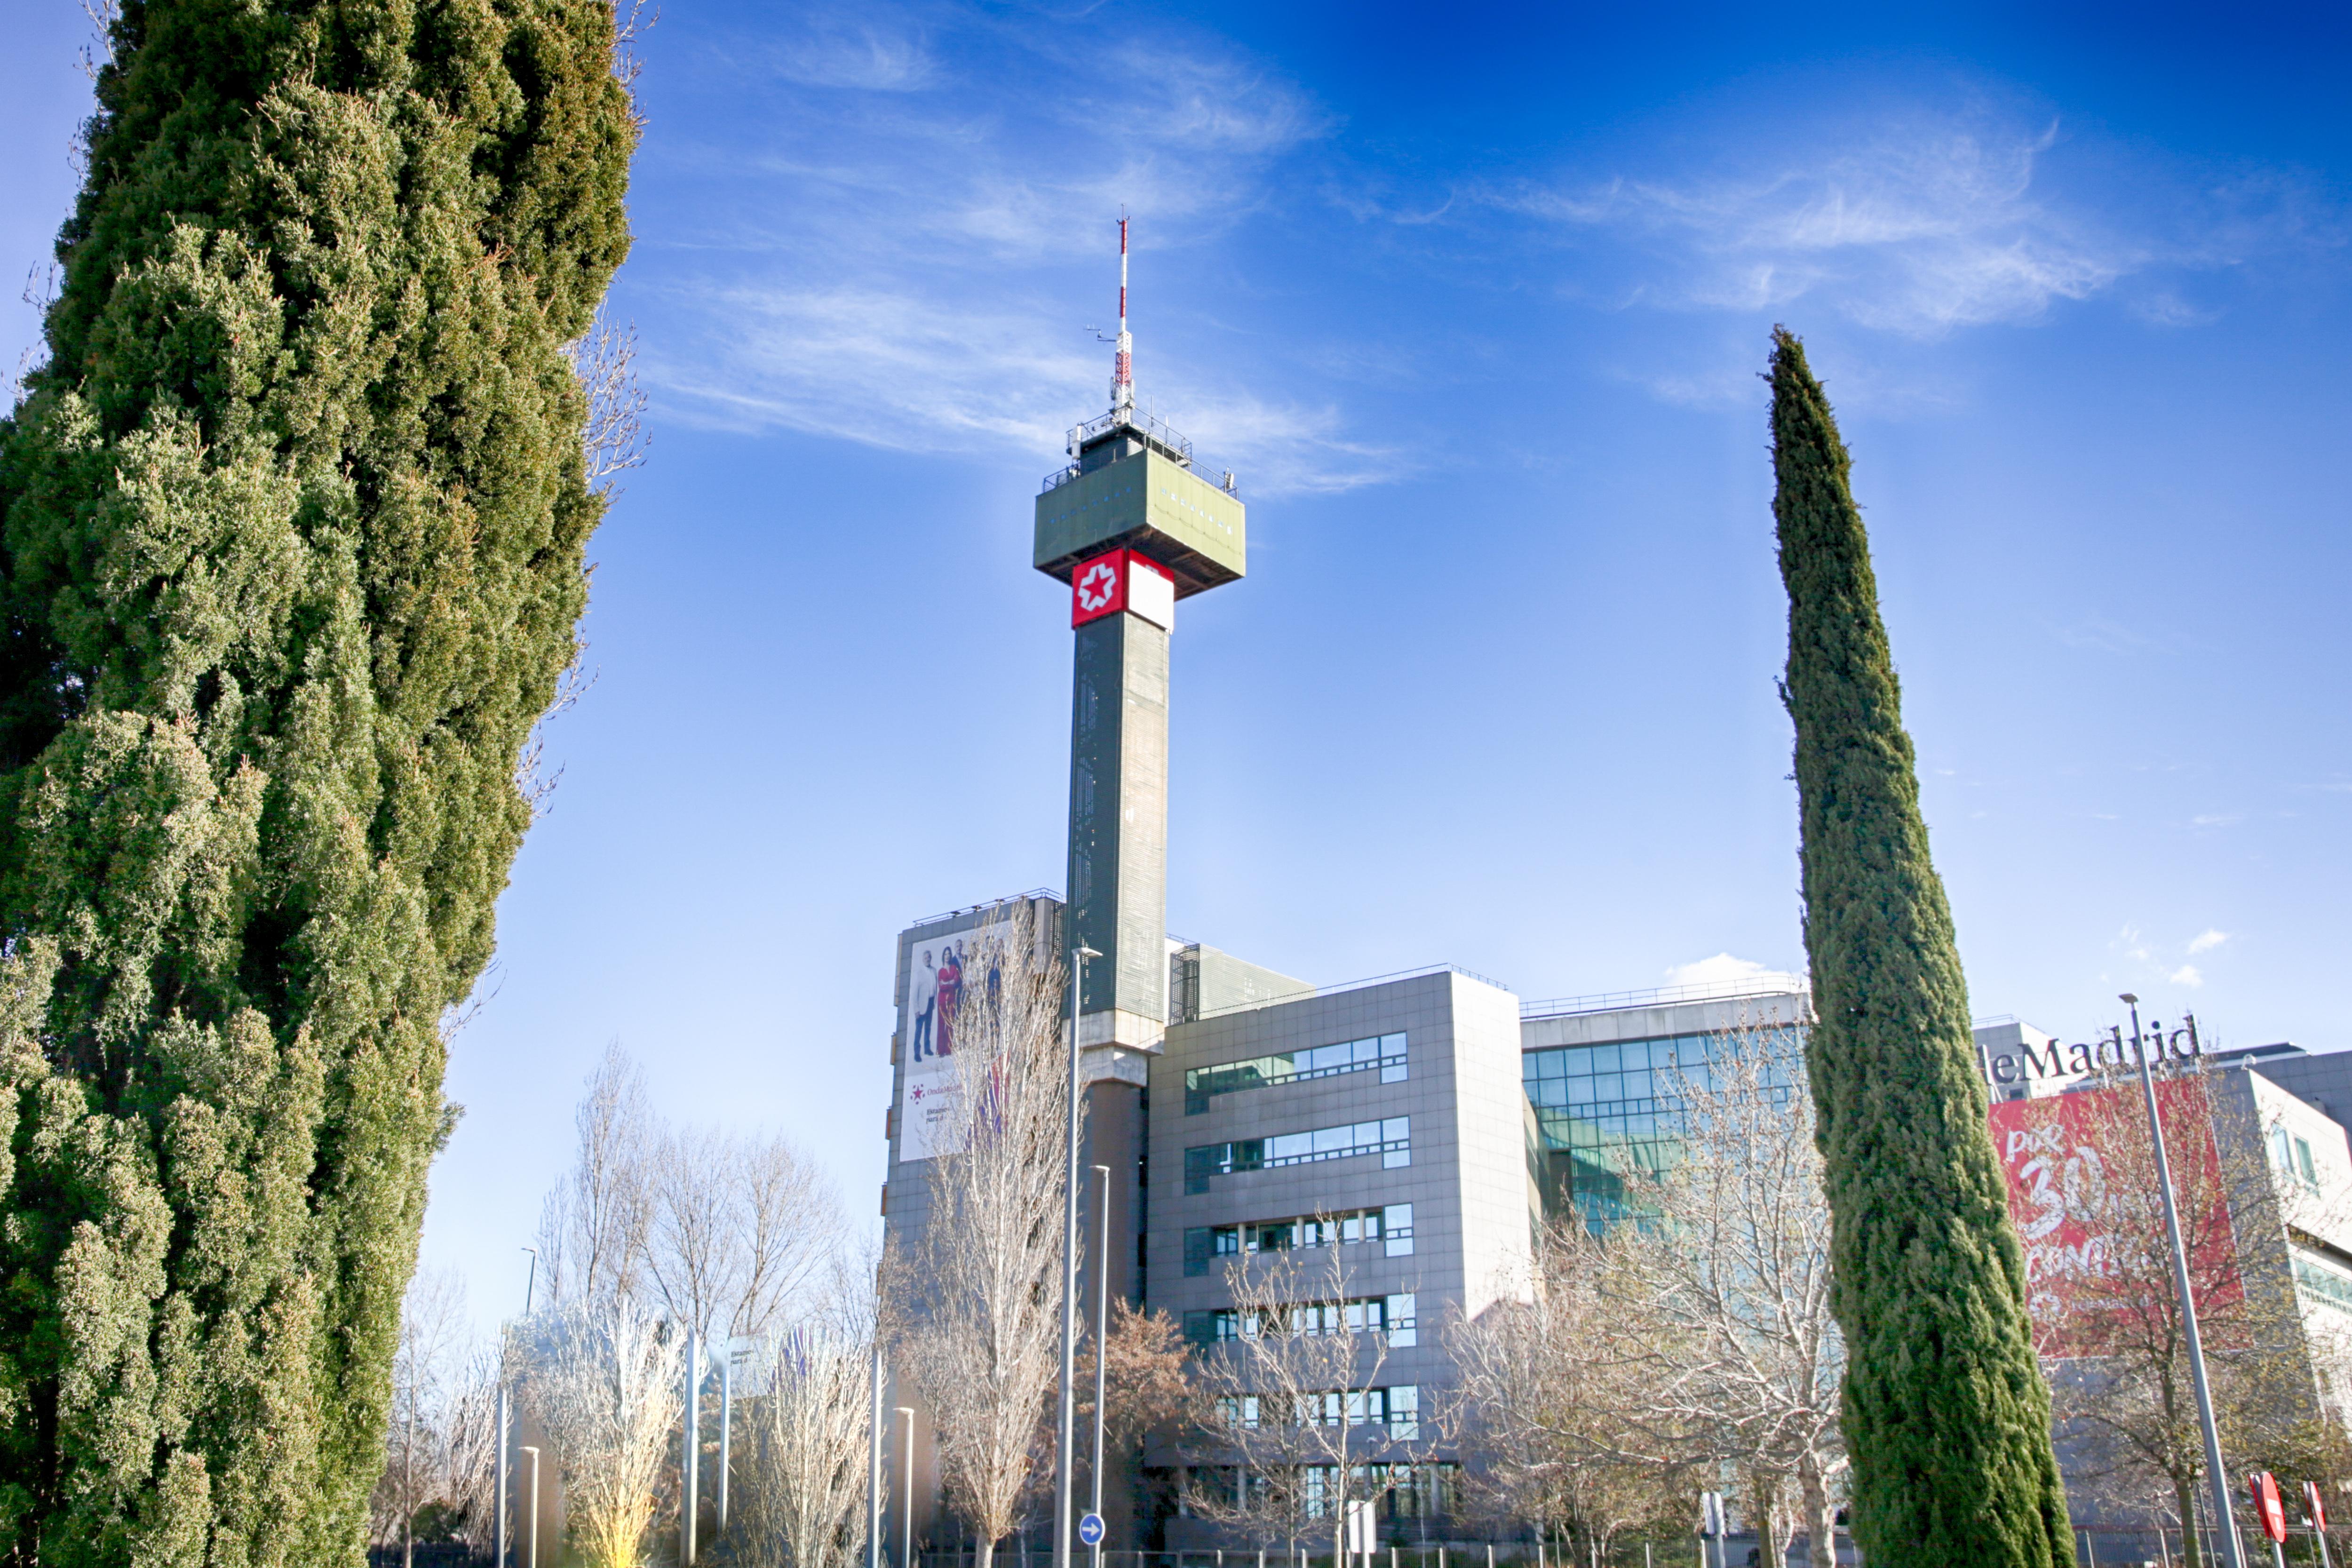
[1520,974,1811,1020]
[1040,407,1242,498]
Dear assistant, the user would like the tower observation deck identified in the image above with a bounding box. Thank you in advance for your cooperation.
[1037,218,1247,1054]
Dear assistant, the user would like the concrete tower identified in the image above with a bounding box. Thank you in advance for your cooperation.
[1034,218,1246,1060]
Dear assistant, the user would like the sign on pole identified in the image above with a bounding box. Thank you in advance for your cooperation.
[2252,1473,2288,1544]
[1078,1515,1105,1549]
[2306,1481,2334,1568]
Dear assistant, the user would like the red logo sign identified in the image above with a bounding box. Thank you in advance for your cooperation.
[1071,549,1128,627]
[2305,1480,2328,1534]
[2252,1473,2287,1544]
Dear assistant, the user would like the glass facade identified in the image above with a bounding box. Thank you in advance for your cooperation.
[1521,1027,1804,1224]
[1175,1463,1459,1524]
[1185,1118,1410,1193]
[1183,1204,1414,1275]
[1187,1032,1407,1113]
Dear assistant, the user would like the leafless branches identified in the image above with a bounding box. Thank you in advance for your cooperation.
[734,1321,877,1568]
[537,1043,657,1310]
[535,1298,686,1568]
[1448,1016,1843,1560]
[372,1267,476,1553]
[889,903,1073,1568]
[567,306,648,494]
[1187,1229,1402,1557]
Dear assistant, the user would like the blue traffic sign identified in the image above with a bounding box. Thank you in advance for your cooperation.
[1078,1514,1106,1547]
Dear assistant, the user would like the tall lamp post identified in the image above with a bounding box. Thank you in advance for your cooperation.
[897,1407,918,1568]
[1055,943,1101,1568]
[497,1247,537,1568]
[2123,992,2244,1568]
[1090,1162,1112,1568]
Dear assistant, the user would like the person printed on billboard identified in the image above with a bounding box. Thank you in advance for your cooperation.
[911,949,938,1061]
[935,943,964,1057]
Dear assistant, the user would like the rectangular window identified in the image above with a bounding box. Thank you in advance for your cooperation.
[2298,1137,2319,1188]
[1185,1033,1408,1112]
[1185,1118,1409,1192]
[1384,1202,1414,1257]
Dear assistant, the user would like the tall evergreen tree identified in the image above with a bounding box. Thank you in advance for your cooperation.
[1769,327,2071,1568]
[0,0,635,1559]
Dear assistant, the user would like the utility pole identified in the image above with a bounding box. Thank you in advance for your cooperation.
[1055,944,1099,1568]
[1090,1162,1112,1568]
[2124,993,2244,1568]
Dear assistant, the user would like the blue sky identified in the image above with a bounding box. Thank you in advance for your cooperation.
[4,1,2350,1329]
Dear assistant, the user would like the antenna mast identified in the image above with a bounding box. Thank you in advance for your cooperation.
[1111,213,1133,414]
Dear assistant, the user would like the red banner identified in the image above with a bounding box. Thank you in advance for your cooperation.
[1989,1077,2245,1356]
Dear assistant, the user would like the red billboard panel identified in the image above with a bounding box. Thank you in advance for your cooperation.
[1989,1077,2245,1358]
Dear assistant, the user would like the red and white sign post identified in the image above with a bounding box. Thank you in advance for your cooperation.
[2305,1480,2333,1568]
[2250,1472,2288,1568]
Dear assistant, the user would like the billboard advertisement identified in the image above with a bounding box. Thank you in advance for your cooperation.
[1989,1077,2245,1357]
[898,933,974,1163]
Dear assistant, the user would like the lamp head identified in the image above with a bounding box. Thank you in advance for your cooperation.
[1077,945,1103,961]
[2119,993,2138,1006]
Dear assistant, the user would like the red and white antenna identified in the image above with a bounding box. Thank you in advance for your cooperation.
[1111,212,1133,414]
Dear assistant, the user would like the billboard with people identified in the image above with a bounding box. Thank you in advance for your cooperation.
[897,932,973,1163]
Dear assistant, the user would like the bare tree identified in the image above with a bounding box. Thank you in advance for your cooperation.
[734,1319,877,1568]
[1631,1019,1845,1561]
[1187,1226,1405,1558]
[538,1043,657,1309]
[373,1267,474,1557]
[1448,1221,1691,1562]
[442,1343,511,1560]
[647,1125,843,1343]
[536,1298,687,1568]
[1450,1018,1841,1563]
[2028,1072,2350,1564]
[890,904,1072,1568]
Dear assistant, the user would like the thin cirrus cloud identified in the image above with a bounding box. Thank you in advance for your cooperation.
[1500,102,2328,342]
[643,5,1392,494]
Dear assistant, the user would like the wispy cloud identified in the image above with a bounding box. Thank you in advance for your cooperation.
[2168,964,2205,987]
[641,3,1383,493]
[1496,96,2336,341]
[1663,953,1776,987]
[2187,929,2229,954]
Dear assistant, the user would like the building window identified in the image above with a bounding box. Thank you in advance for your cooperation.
[1184,1204,1413,1275]
[1217,1386,1419,1440]
[1183,1294,1416,1350]
[1185,1118,1410,1193]
[1186,1032,1408,1113]
[2294,1249,2352,1317]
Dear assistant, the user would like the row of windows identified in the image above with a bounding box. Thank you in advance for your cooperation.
[1175,1463,1460,1521]
[2294,1249,2352,1317]
[1215,1385,1420,1438]
[1186,1033,1407,1113]
[1184,1294,1418,1349]
[1184,1205,1415,1275]
[1185,1119,1410,1193]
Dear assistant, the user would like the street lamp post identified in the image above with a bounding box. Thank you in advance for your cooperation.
[868,1341,885,1568]
[898,1407,918,1568]
[1055,943,1101,1568]
[497,1246,537,1568]
[521,1446,541,1568]
[2123,992,2244,1568]
[1090,1162,1112,1568]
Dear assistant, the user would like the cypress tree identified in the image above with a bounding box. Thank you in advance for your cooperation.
[1769,327,2071,1568]
[0,0,635,1559]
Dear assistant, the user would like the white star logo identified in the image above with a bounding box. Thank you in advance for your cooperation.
[1076,559,1119,613]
